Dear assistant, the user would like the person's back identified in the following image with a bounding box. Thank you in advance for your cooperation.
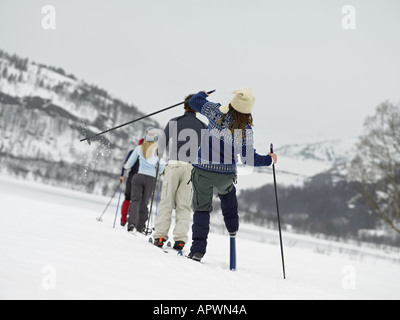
[124,127,166,233]
[187,89,277,262]
[160,106,206,163]
[189,90,271,174]
[153,95,206,250]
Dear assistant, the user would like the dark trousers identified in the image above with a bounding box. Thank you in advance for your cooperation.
[190,167,239,255]
[128,174,156,231]
[124,170,135,201]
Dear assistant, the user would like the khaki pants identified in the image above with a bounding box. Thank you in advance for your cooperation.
[154,161,193,243]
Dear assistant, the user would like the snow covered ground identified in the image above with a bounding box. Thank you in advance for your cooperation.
[0,175,399,300]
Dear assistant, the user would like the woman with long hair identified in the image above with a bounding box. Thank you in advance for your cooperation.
[187,88,278,261]
[124,127,165,233]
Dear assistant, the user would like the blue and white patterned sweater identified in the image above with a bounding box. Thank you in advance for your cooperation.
[189,92,272,174]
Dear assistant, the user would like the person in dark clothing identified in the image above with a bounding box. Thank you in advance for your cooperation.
[154,95,207,250]
[119,138,144,226]
[159,94,207,164]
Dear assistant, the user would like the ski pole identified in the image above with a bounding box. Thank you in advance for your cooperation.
[113,184,123,229]
[80,90,216,144]
[96,182,121,222]
[270,143,286,280]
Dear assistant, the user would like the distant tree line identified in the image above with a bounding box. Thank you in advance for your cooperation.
[238,171,400,246]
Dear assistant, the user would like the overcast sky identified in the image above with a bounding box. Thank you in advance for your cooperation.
[1,0,399,150]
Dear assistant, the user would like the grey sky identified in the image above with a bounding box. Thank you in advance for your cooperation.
[1,0,399,150]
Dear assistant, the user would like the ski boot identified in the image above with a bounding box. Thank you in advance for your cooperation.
[187,252,204,262]
[154,237,166,248]
[173,241,185,251]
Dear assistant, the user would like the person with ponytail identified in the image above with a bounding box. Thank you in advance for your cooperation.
[187,88,278,261]
[124,127,165,233]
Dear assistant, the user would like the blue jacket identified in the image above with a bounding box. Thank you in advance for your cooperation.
[189,92,272,174]
[121,150,139,177]
[124,146,166,178]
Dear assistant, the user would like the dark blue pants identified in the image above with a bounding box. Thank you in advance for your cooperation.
[190,186,239,255]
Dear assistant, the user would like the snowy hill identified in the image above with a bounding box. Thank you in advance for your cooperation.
[278,139,357,163]
[0,176,399,300]
[237,138,357,191]
[0,49,158,194]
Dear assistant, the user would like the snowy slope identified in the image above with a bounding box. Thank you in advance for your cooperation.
[0,49,158,195]
[236,138,357,191]
[0,176,399,300]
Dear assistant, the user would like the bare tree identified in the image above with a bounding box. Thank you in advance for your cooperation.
[349,101,400,234]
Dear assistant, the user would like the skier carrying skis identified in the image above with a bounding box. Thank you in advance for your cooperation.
[153,94,207,251]
[187,89,278,262]
[124,127,166,234]
[119,138,144,227]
